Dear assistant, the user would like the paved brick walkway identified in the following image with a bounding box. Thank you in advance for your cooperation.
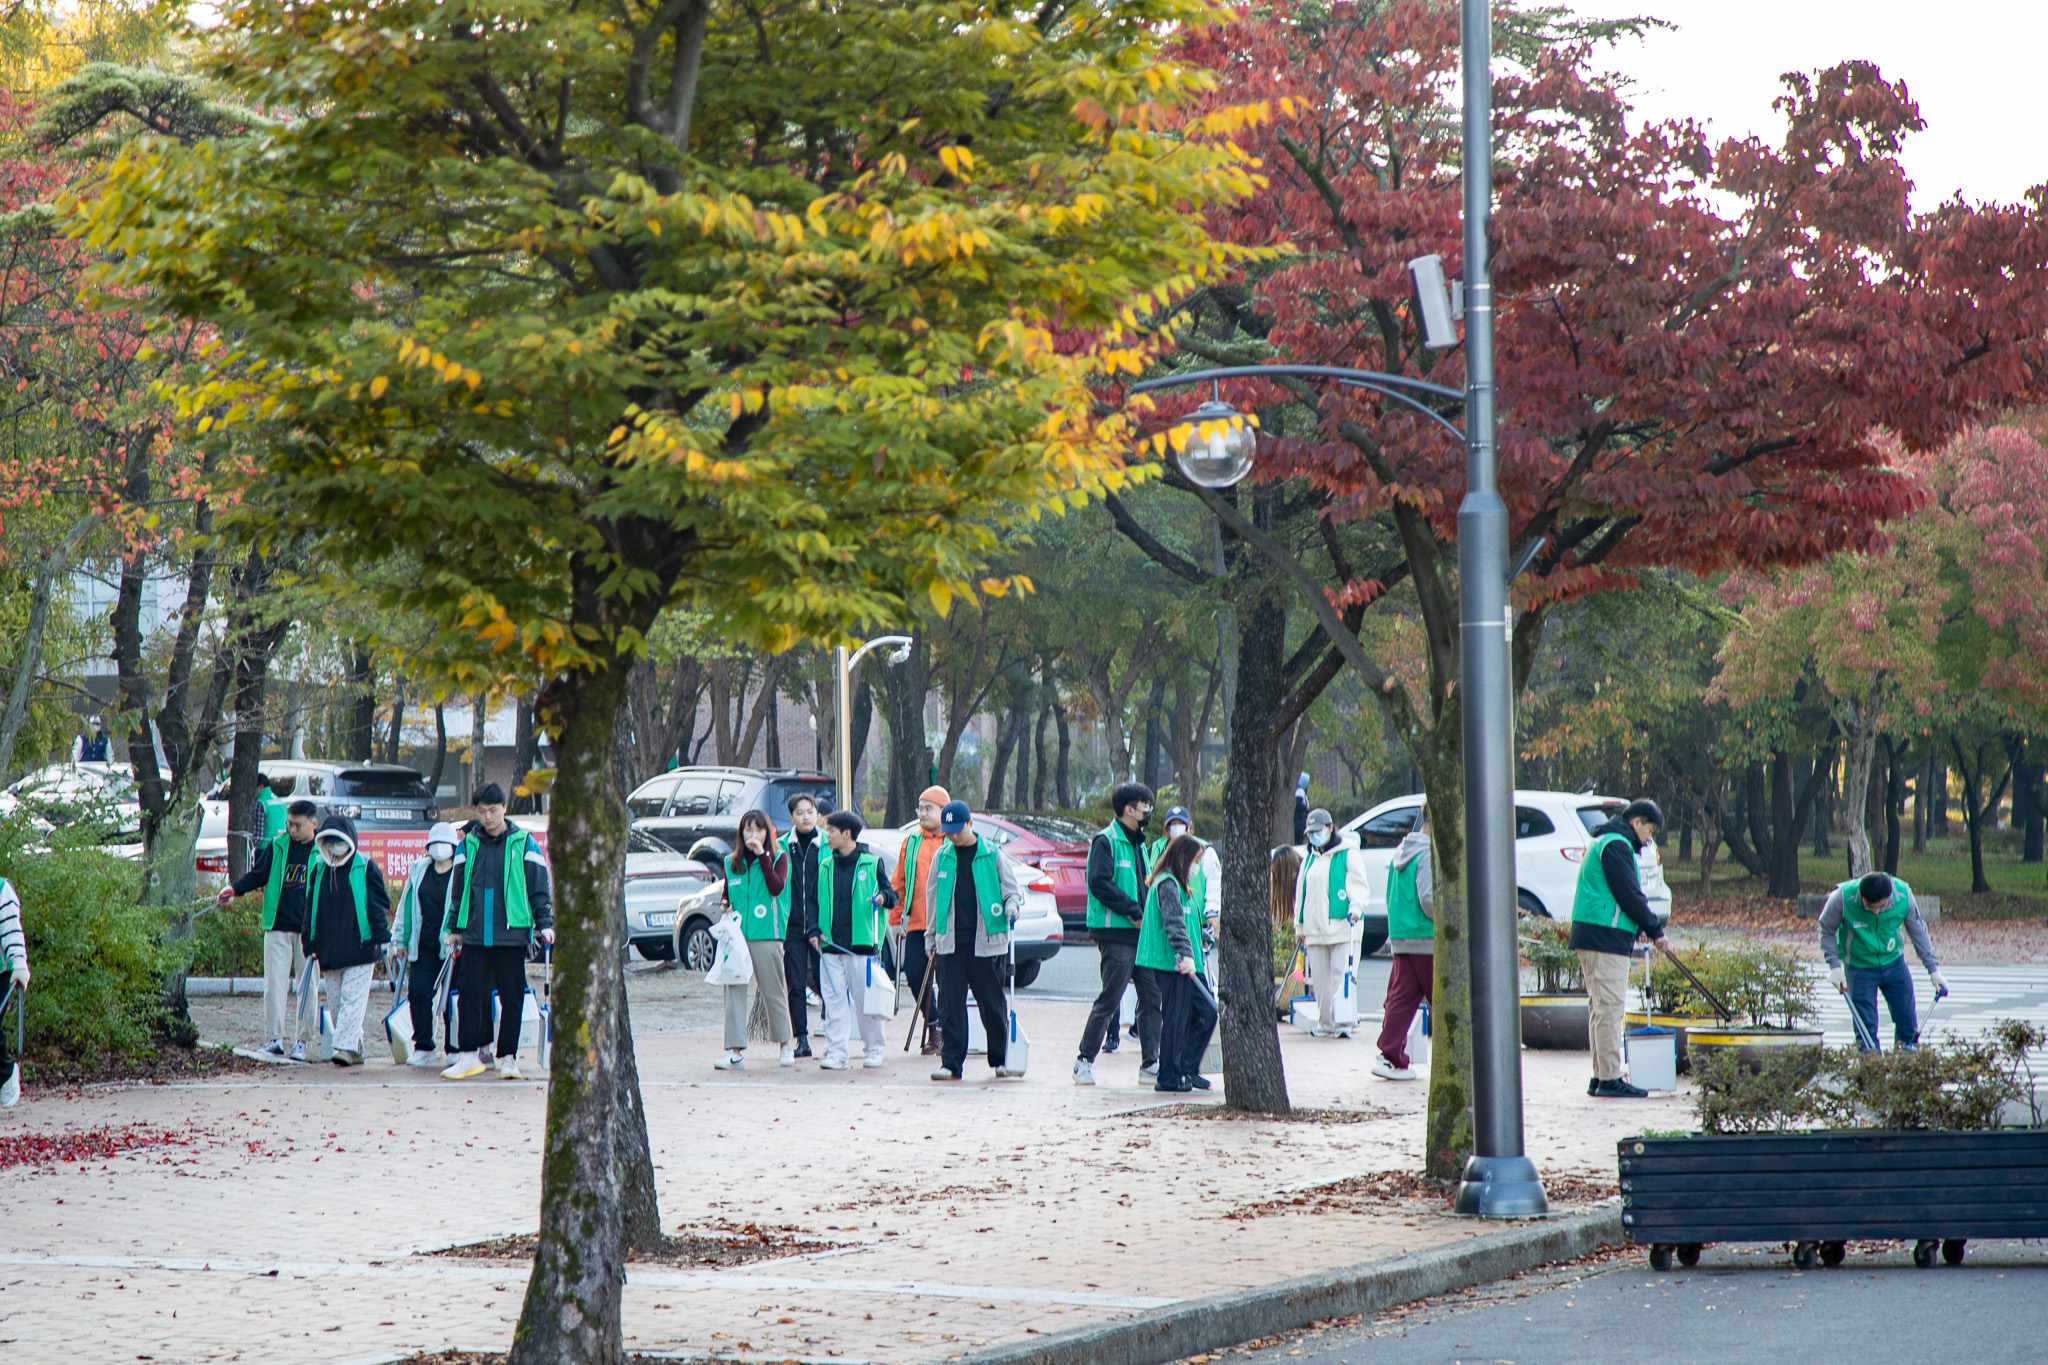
[2,969,1686,1365]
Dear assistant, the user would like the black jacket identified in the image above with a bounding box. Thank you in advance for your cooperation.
[301,815,392,969]
[453,818,554,948]
[784,829,823,941]
[232,836,313,934]
[1086,821,1148,946]
[1567,817,1664,956]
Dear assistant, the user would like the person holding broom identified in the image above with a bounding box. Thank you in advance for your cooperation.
[1818,871,1948,1053]
[923,800,1025,1083]
[1570,799,1667,1098]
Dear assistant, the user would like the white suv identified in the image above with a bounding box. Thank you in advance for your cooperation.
[1339,791,1670,925]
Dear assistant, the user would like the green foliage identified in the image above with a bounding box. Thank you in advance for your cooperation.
[1693,1045,1828,1134]
[0,815,174,1070]
[1648,942,1815,1027]
[184,894,264,978]
[1518,917,1582,994]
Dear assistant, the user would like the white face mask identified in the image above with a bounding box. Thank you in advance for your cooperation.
[319,840,352,867]
[427,842,454,862]
[1167,823,1188,841]
[1308,828,1330,848]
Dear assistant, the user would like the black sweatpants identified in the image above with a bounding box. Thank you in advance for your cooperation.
[1148,966,1217,1089]
[0,969,13,1083]
[938,943,1007,1075]
[407,948,448,1053]
[455,944,529,1057]
[783,933,815,1042]
[1079,939,1160,1067]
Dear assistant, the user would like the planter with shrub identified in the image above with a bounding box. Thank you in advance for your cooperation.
[1632,940,1820,1072]
[1621,1020,2048,1270]
[1518,919,1588,1050]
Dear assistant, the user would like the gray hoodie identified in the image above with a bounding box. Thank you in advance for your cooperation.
[1389,830,1433,955]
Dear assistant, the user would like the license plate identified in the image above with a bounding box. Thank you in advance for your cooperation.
[645,912,676,928]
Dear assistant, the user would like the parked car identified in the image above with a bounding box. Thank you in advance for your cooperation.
[861,811,1096,940]
[621,827,720,962]
[626,766,834,861]
[201,761,439,839]
[1334,791,1673,929]
[0,761,140,833]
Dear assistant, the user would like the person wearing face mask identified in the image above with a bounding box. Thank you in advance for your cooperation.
[782,792,825,1057]
[390,822,465,1066]
[890,784,951,1055]
[1074,782,1160,1085]
[1293,808,1370,1038]
[218,798,323,1061]
[808,810,898,1070]
[441,783,555,1081]
[715,809,794,1070]
[301,814,392,1067]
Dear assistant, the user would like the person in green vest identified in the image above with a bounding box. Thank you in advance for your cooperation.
[389,821,463,1066]
[808,809,898,1070]
[923,800,1026,1082]
[217,798,322,1060]
[1818,871,1947,1052]
[1374,810,1434,1081]
[440,783,554,1081]
[1148,805,1221,990]
[1075,782,1159,1086]
[1292,808,1370,1037]
[300,814,392,1067]
[1139,834,1216,1092]
[258,773,291,840]
[715,809,794,1071]
[1569,799,1667,1098]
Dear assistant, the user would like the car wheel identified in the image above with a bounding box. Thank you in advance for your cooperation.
[677,918,717,972]
[635,937,676,963]
[1517,890,1550,919]
[1013,960,1041,989]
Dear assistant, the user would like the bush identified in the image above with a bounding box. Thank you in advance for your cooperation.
[185,894,266,977]
[0,815,177,1069]
[1519,918,1582,993]
[1650,941,1814,1026]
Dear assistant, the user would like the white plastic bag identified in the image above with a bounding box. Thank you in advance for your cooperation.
[861,955,897,1017]
[703,915,753,987]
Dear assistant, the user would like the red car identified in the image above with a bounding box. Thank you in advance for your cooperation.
[977,811,1096,939]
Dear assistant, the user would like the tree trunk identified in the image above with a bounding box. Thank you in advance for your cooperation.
[1951,737,1993,895]
[1839,706,1879,879]
[1054,699,1073,808]
[2011,744,2043,864]
[512,653,638,1365]
[606,701,664,1255]
[1415,724,1471,1182]
[1142,673,1168,792]
[428,702,449,804]
[1882,736,1905,875]
[382,677,408,764]
[881,632,930,826]
[1216,587,1289,1115]
[1032,702,1053,810]
[984,704,1019,810]
[223,549,294,880]
[467,691,488,802]
[348,644,375,762]
[1913,747,1930,852]
[1767,750,1821,899]
[1930,756,1949,837]
[0,512,99,780]
[512,694,539,812]
[1012,689,1033,811]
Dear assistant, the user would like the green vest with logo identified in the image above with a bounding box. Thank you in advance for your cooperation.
[1299,847,1354,920]
[307,856,372,943]
[454,827,535,930]
[816,849,884,950]
[260,831,298,931]
[928,836,1008,940]
[1834,877,1913,969]
[726,851,790,942]
[1144,836,1209,927]
[1570,832,1634,929]
[1137,871,1203,974]
[1086,821,1143,930]
[1386,852,1433,941]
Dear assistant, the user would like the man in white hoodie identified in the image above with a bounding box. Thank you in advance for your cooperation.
[1375,812,1434,1080]
[389,822,464,1066]
[1293,808,1371,1037]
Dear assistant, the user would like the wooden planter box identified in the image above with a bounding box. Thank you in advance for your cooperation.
[1619,1129,2048,1270]
[1519,993,1587,1050]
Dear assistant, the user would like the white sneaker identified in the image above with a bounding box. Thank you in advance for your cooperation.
[862,1053,885,1069]
[0,1062,18,1107]
[1370,1056,1416,1081]
[819,1057,848,1071]
[498,1056,522,1080]
[441,1052,486,1080]
[1138,1064,1159,1083]
[1073,1059,1095,1086]
[290,1041,308,1062]
[779,1043,796,1068]
[714,1050,745,1071]
[406,1048,439,1068]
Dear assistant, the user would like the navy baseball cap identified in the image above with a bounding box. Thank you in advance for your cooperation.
[1164,806,1192,827]
[939,800,972,833]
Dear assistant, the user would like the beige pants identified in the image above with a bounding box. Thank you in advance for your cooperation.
[262,931,315,1045]
[1304,943,1345,1031]
[1578,948,1631,1081]
[723,939,793,1049]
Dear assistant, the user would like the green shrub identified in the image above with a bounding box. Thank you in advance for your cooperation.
[0,815,177,1069]
[184,894,266,976]
[1649,941,1813,1026]
[1519,917,1582,993]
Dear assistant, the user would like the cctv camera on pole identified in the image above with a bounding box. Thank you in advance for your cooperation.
[1407,254,1461,350]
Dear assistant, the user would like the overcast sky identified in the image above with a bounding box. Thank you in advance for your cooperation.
[1571,0,2048,208]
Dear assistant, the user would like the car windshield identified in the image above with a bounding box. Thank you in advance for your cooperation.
[1576,802,1625,834]
[334,769,432,799]
[628,828,677,855]
[762,778,834,817]
[996,813,1094,843]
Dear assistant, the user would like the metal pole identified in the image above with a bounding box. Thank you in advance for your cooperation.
[1453,0,1546,1218]
[835,644,852,814]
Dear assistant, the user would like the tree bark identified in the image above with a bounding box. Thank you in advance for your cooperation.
[428,702,449,804]
[512,693,539,812]
[0,511,100,780]
[1839,705,1880,878]
[348,643,375,762]
[1766,749,1822,899]
[1054,698,1073,808]
[1950,736,1996,895]
[1881,736,1905,875]
[382,677,408,765]
[224,548,295,879]
[881,631,930,826]
[1141,672,1168,792]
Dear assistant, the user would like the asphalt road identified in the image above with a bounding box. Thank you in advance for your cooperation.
[1229,1241,2048,1365]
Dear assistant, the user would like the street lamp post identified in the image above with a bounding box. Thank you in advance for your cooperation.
[1121,0,1545,1221]
[835,637,912,815]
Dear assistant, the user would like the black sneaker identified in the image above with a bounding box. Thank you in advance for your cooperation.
[793,1039,813,1059]
[1593,1078,1650,1098]
[1189,1075,1212,1091]
[1103,1036,1120,1054]
[1588,1076,1599,1096]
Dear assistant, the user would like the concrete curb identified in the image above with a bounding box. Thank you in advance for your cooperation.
[957,1207,1624,1365]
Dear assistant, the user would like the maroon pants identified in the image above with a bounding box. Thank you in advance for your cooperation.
[1377,953,1433,1067]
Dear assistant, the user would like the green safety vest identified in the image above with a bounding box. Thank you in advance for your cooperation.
[259,831,306,932]
[1298,847,1355,920]
[1144,835,1209,927]
[307,856,372,944]
[1570,832,1635,929]
[816,849,884,950]
[1835,877,1913,969]
[259,789,288,840]
[726,850,791,941]
[1386,851,1433,941]
[928,835,1008,940]
[1137,871,1203,974]
[454,827,535,930]
[1086,821,1143,930]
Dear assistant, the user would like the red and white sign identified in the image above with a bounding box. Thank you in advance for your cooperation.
[356,828,551,880]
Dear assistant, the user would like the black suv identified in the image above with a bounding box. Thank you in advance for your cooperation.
[625,766,835,860]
